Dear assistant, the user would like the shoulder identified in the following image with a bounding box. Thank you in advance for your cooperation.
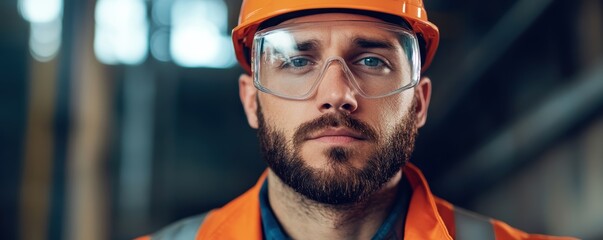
[195,183,264,239]
[136,173,268,240]
[433,197,578,240]
[135,212,211,240]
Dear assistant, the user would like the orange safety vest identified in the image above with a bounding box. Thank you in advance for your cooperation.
[137,164,577,240]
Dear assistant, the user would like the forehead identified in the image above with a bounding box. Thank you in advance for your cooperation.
[272,13,400,50]
[280,13,386,25]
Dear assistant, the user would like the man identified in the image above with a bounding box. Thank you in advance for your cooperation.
[138,0,576,239]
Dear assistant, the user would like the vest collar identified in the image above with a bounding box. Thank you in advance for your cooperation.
[197,163,453,239]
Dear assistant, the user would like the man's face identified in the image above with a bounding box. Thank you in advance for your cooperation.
[240,13,431,205]
[257,99,417,205]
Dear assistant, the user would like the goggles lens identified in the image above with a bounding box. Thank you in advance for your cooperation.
[252,20,421,100]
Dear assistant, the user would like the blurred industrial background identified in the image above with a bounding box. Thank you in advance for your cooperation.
[1,0,602,239]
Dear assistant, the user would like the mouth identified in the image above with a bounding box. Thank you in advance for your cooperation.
[306,128,367,144]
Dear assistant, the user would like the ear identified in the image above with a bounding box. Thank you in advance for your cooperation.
[414,76,432,128]
[239,73,259,129]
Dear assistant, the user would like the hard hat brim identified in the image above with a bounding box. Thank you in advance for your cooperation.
[232,0,439,73]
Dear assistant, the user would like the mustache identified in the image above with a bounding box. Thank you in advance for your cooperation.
[293,113,378,145]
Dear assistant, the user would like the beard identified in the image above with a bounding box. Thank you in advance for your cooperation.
[257,100,418,205]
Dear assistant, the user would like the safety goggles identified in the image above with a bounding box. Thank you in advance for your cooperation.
[251,20,421,100]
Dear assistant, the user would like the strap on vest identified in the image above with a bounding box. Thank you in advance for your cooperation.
[151,212,209,240]
[454,207,495,240]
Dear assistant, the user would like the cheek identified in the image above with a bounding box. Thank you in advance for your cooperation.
[259,96,311,141]
[365,93,413,135]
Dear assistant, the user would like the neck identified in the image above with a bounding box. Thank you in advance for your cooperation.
[267,169,403,240]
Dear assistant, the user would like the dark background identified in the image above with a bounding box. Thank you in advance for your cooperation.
[1,0,602,239]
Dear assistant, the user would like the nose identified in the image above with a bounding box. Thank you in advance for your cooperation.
[315,60,358,114]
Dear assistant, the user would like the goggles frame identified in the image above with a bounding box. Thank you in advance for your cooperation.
[251,20,421,100]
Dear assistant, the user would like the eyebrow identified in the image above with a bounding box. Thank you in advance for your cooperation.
[271,37,396,53]
[267,39,319,56]
[294,40,320,51]
[353,37,397,50]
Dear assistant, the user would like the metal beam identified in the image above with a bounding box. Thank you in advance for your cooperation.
[435,60,603,201]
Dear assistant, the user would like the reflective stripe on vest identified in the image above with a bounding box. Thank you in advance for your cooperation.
[150,212,209,240]
[454,207,496,240]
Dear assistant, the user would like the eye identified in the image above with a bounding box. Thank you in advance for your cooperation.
[356,57,387,68]
[290,58,309,67]
[280,56,315,70]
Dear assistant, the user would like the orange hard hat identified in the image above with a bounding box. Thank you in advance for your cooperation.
[232,0,439,74]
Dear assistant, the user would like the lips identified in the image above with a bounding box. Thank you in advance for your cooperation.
[291,113,378,146]
[306,128,367,142]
